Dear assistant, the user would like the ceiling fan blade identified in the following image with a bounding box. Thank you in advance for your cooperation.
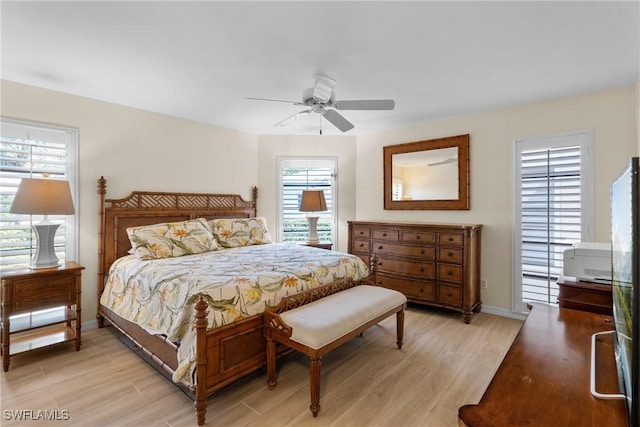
[313,75,336,102]
[428,158,458,167]
[334,100,395,110]
[274,109,312,127]
[323,109,354,132]
[246,97,303,105]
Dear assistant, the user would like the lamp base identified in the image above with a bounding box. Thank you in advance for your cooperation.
[30,221,61,269]
[306,216,320,244]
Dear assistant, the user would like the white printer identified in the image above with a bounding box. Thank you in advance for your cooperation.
[562,242,612,284]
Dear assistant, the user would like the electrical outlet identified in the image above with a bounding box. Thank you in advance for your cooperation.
[481,279,488,290]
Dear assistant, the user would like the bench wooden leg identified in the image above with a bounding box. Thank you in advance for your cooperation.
[396,309,404,349]
[266,338,277,390]
[309,356,322,417]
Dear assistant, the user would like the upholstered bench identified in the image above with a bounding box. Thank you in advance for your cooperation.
[263,282,407,417]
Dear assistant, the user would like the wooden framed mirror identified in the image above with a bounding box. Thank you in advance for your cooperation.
[384,134,469,210]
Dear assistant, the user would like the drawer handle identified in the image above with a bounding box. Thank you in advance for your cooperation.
[448,237,454,242]
[448,251,453,257]
[378,246,384,250]
[446,291,453,297]
[420,249,425,255]
[447,270,453,276]
[419,287,424,293]
[382,233,387,237]
[416,235,421,239]
[419,267,424,273]
[359,243,365,247]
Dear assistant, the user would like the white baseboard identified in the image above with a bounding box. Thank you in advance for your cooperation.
[480,304,529,321]
[82,319,99,331]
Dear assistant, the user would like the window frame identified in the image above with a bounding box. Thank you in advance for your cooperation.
[1,117,78,268]
[512,129,594,313]
[276,156,337,245]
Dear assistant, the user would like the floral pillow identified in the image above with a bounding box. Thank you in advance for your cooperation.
[207,217,273,248]
[126,218,219,260]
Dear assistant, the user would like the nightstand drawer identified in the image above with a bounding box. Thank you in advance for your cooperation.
[12,275,75,312]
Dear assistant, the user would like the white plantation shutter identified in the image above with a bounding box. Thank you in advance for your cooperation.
[278,157,336,243]
[1,119,78,269]
[513,131,593,312]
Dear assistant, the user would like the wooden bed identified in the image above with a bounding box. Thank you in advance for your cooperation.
[96,177,373,425]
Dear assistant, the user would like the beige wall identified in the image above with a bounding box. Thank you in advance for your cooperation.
[356,85,637,314]
[1,80,259,327]
[257,134,357,252]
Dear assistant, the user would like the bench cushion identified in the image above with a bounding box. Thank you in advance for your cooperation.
[279,285,407,350]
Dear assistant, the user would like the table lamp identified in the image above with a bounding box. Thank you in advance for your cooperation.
[9,177,75,269]
[299,190,327,244]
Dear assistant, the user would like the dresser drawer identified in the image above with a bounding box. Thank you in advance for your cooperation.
[372,229,399,241]
[12,275,75,312]
[352,227,371,239]
[437,264,463,283]
[400,231,435,244]
[438,284,462,307]
[373,242,435,260]
[377,257,434,279]
[437,247,463,264]
[351,239,370,254]
[438,233,463,246]
[377,275,435,301]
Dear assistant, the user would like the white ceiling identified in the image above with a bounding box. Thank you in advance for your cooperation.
[2,1,638,136]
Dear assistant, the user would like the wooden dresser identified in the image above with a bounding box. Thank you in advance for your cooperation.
[347,221,482,323]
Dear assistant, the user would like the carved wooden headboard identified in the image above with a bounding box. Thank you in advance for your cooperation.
[96,176,258,300]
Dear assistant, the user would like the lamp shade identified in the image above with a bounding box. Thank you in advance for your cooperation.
[9,178,75,215]
[299,190,327,213]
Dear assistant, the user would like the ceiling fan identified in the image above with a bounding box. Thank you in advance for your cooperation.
[428,157,458,167]
[247,74,395,133]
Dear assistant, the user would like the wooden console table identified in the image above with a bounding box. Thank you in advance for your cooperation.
[557,279,612,315]
[458,303,627,427]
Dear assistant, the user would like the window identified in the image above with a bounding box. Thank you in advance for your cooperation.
[512,130,593,312]
[277,157,336,244]
[1,118,78,269]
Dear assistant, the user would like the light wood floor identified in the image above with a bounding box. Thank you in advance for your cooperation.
[1,306,522,427]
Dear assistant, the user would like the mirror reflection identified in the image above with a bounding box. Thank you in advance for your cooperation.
[391,147,459,201]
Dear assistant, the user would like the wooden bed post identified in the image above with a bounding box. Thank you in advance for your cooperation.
[194,296,208,426]
[252,186,258,215]
[97,176,107,328]
[369,254,379,286]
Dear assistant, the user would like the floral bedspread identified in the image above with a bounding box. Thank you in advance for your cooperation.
[100,243,370,385]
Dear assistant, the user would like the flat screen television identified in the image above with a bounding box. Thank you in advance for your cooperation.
[611,156,639,427]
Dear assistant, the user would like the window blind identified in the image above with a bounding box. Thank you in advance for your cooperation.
[519,145,582,304]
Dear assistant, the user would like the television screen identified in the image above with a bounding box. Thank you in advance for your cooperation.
[611,157,639,427]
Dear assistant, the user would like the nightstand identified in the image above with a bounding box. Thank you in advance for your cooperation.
[1,261,84,371]
[300,242,333,250]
